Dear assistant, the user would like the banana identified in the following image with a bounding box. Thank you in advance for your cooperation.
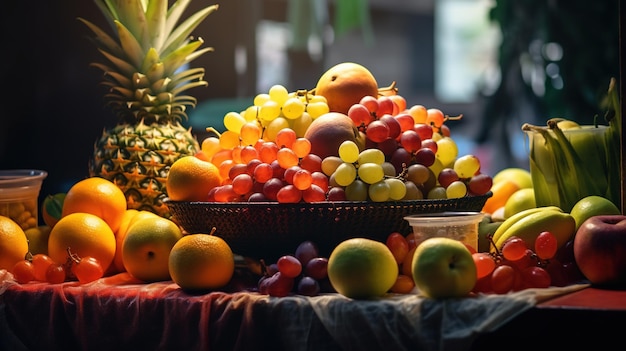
[494,210,576,251]
[490,206,563,249]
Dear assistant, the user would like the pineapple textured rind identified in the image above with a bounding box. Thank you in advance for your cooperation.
[81,0,218,217]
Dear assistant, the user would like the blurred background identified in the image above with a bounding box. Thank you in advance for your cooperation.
[0,0,620,202]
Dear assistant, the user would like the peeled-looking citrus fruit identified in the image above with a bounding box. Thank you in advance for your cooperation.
[48,212,117,272]
[169,233,235,291]
[0,215,29,271]
[315,62,379,115]
[62,177,127,233]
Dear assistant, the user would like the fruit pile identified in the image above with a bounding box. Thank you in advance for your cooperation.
[167,62,493,204]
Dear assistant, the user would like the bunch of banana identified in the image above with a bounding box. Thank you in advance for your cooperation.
[489,206,576,253]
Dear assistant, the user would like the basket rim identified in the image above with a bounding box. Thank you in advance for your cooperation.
[164,191,492,209]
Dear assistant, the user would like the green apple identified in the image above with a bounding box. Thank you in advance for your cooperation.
[411,237,477,299]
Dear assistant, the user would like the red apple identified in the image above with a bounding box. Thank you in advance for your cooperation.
[573,215,626,287]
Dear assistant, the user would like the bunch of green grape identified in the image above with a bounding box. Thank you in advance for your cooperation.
[220,84,329,144]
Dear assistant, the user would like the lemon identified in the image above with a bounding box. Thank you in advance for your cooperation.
[503,188,536,219]
[570,195,621,231]
[327,238,398,299]
[492,168,533,189]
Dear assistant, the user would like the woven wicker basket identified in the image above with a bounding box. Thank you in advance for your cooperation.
[166,192,491,261]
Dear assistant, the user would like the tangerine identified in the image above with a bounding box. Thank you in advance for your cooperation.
[168,232,235,291]
[0,215,29,271]
[166,155,222,202]
[315,62,379,115]
[62,177,127,233]
[48,212,117,272]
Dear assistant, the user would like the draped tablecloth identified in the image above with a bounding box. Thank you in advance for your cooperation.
[0,270,587,351]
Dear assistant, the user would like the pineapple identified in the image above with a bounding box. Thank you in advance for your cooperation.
[79,0,218,217]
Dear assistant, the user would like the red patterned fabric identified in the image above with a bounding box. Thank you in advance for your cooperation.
[0,271,587,351]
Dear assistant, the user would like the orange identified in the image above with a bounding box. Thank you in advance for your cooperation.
[48,212,117,272]
[0,215,29,271]
[482,180,520,215]
[315,62,379,115]
[122,216,183,282]
[168,233,235,291]
[166,155,222,202]
[62,177,127,233]
[112,209,140,273]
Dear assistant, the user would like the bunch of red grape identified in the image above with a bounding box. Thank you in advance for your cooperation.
[11,248,104,285]
[257,241,334,297]
[472,232,584,294]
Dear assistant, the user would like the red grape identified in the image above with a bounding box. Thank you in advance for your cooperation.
[386,232,409,264]
[277,255,302,278]
[304,257,329,280]
[491,264,515,294]
[12,260,35,284]
[472,252,496,279]
[46,263,66,284]
[535,231,558,260]
[366,120,390,143]
[501,237,528,262]
[71,256,104,284]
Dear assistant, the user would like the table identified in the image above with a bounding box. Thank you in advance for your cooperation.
[2,269,613,351]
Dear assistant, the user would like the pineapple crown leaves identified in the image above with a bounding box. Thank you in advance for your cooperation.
[78,0,219,123]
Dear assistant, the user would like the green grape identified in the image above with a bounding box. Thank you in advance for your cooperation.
[321,156,343,176]
[427,186,447,199]
[435,136,458,167]
[264,117,290,143]
[358,148,385,165]
[385,178,407,200]
[453,154,481,178]
[269,84,289,106]
[306,101,330,119]
[406,164,430,185]
[282,97,306,119]
[445,180,467,198]
[223,111,246,133]
[309,95,327,104]
[291,112,313,137]
[381,162,397,177]
[402,181,423,200]
[368,180,391,202]
[333,163,357,186]
[243,106,260,122]
[345,179,369,201]
[254,93,270,107]
[357,163,385,184]
[428,158,444,179]
[260,100,281,121]
[338,140,360,163]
